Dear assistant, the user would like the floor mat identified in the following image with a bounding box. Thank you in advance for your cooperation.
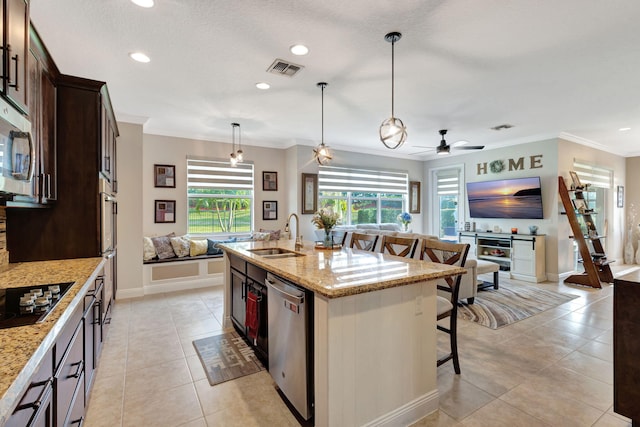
[193,330,264,386]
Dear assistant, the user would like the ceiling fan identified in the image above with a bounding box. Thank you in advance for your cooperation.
[411,129,485,155]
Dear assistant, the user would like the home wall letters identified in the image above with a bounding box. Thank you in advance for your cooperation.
[477,154,543,175]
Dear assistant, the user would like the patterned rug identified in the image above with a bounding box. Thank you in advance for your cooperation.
[457,283,579,329]
[193,330,264,386]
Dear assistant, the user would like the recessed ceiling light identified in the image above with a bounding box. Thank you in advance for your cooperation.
[131,0,154,7]
[256,82,270,90]
[619,127,631,131]
[129,52,150,63]
[290,44,309,56]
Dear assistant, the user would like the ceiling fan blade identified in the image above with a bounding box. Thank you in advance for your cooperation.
[455,145,485,150]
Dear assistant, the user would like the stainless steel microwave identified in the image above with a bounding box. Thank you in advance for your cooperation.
[0,96,33,197]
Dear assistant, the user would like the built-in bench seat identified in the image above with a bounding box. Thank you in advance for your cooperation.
[142,254,225,294]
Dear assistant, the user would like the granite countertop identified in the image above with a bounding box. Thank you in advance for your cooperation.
[220,239,466,298]
[0,257,105,426]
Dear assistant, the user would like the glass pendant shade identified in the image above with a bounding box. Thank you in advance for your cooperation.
[313,82,332,165]
[229,152,238,167]
[229,122,240,167]
[379,116,407,149]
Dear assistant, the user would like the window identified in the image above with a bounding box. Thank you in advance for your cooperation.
[430,167,464,240]
[318,166,408,225]
[187,157,254,235]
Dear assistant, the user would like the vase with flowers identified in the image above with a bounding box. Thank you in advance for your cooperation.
[397,212,412,232]
[312,208,340,247]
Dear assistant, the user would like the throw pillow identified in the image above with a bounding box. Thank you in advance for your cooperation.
[206,237,237,255]
[151,232,176,259]
[170,235,191,257]
[251,231,271,242]
[259,228,281,240]
[143,237,157,261]
[190,239,208,257]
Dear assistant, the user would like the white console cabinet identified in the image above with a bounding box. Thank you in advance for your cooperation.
[459,232,546,283]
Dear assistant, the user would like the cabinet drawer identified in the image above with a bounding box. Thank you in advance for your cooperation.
[247,263,266,284]
[229,254,245,273]
[6,349,54,427]
[55,322,84,427]
[65,371,86,427]
[55,303,83,369]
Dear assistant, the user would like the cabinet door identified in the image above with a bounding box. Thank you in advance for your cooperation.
[40,68,57,202]
[511,240,534,276]
[5,350,54,427]
[230,267,246,332]
[5,0,29,113]
[459,234,476,256]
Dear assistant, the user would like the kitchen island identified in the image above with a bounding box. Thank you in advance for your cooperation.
[220,239,466,427]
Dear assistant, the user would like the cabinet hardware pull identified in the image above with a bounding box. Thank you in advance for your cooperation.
[14,378,53,411]
[9,54,19,90]
[68,360,84,379]
[46,174,51,199]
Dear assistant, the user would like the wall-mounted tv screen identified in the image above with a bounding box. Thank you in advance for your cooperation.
[467,176,543,219]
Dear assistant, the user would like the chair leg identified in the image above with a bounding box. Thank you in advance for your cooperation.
[467,297,475,305]
[450,313,460,374]
[493,271,499,289]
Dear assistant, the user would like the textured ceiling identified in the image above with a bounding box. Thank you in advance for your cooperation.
[30,0,640,159]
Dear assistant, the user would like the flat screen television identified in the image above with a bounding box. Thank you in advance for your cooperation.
[466,176,543,219]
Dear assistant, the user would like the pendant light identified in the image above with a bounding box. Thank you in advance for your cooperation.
[236,124,244,162]
[229,122,239,167]
[313,82,333,165]
[379,31,407,149]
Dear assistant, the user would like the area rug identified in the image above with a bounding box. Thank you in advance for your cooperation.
[193,330,264,386]
[457,283,579,329]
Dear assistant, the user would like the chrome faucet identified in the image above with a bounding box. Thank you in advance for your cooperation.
[285,213,303,250]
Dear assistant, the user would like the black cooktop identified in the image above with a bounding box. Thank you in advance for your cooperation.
[0,282,74,329]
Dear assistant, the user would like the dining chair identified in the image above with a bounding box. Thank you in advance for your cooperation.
[419,238,470,374]
[380,235,418,258]
[349,232,378,251]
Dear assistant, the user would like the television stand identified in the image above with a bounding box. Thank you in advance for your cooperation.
[459,231,546,283]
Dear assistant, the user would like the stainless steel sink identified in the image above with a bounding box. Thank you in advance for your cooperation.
[247,248,305,258]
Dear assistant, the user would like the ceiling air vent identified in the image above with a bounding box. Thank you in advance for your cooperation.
[267,58,304,77]
[490,124,514,131]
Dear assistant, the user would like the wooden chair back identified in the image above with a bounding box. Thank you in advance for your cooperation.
[349,233,378,251]
[419,239,470,305]
[380,235,418,258]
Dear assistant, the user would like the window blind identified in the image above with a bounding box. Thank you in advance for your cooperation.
[436,170,460,195]
[318,166,408,194]
[187,158,254,190]
[573,160,612,189]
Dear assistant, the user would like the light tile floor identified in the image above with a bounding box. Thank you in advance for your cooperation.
[85,267,637,427]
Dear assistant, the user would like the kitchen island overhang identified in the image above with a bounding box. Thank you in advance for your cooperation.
[220,239,466,427]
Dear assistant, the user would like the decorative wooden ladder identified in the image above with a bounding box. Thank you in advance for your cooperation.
[558,176,614,288]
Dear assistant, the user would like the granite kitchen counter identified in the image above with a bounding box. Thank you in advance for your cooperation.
[219,239,466,298]
[0,257,105,426]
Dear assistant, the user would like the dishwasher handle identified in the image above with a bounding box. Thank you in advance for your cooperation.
[265,277,304,304]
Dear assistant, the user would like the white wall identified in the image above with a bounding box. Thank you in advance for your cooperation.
[116,122,144,298]
[626,156,640,253]
[142,133,288,237]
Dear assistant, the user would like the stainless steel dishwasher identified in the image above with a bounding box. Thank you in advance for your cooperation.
[266,272,313,421]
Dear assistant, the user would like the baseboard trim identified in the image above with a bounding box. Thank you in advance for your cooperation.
[362,389,439,427]
[116,288,144,299]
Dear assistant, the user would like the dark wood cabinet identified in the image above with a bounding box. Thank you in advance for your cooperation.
[613,270,640,425]
[5,348,54,427]
[54,321,84,427]
[24,25,58,204]
[1,0,29,113]
[7,74,118,262]
[228,254,269,365]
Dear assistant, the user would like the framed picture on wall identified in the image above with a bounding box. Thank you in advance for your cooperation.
[263,171,278,191]
[155,200,176,223]
[263,201,278,220]
[154,164,176,188]
[302,173,318,214]
[409,181,421,214]
[617,185,624,208]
